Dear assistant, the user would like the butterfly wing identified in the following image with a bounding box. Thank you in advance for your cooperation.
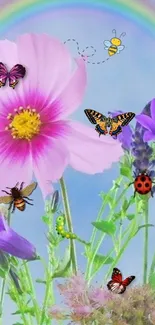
[9,64,26,89]
[0,195,13,204]
[0,62,8,87]
[21,182,37,197]
[117,45,125,54]
[109,112,135,137]
[84,109,108,136]
[107,268,124,294]
[122,276,135,287]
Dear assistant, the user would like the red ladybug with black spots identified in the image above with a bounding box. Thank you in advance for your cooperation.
[129,170,154,197]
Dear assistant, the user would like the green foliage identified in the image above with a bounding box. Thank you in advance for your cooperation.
[92,220,116,235]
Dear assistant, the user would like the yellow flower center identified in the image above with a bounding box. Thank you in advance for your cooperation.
[5,106,42,141]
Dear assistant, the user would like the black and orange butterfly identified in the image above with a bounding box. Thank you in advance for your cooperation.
[84,109,135,137]
[107,268,135,294]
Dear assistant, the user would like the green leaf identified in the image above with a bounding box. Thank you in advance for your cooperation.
[133,224,155,237]
[10,257,19,267]
[92,220,116,236]
[149,272,155,289]
[0,269,5,279]
[120,166,132,179]
[52,247,72,279]
[91,254,114,277]
[36,279,46,284]
[12,307,35,316]
[42,215,50,225]
[111,212,122,222]
[13,323,24,325]
[127,214,135,220]
[99,193,114,208]
[122,198,129,213]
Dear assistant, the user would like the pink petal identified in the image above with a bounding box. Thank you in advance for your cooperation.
[64,121,123,174]
[55,58,87,120]
[0,132,32,194]
[17,33,72,101]
[150,99,155,120]
[136,114,155,132]
[31,135,69,199]
[143,130,155,142]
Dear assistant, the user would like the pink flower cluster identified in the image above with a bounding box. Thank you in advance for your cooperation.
[48,273,112,323]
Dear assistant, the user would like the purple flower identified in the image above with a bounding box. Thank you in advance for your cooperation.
[73,305,92,316]
[108,110,133,150]
[136,98,155,141]
[88,287,112,308]
[0,214,36,260]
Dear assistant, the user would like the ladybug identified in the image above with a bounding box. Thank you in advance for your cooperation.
[129,171,153,197]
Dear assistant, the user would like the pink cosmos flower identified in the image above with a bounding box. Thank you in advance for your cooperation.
[0,33,123,198]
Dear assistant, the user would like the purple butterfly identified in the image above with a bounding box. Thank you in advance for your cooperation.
[0,62,26,89]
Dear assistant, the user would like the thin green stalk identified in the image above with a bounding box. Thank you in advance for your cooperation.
[104,217,138,283]
[143,198,149,284]
[40,210,55,325]
[149,252,155,280]
[60,177,77,274]
[88,177,123,250]
[23,262,40,324]
[85,186,128,282]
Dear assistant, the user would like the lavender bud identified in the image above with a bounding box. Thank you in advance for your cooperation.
[51,190,59,213]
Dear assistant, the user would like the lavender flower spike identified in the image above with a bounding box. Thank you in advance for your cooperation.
[0,214,36,260]
[108,110,133,150]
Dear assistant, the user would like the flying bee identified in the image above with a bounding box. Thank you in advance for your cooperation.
[0,182,37,213]
[104,29,126,56]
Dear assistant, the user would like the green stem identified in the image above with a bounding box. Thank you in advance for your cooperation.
[85,185,128,282]
[60,177,77,274]
[143,198,149,284]
[23,262,40,324]
[40,209,55,325]
[104,217,138,283]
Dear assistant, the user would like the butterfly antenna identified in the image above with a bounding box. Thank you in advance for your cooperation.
[120,32,126,38]
[112,29,116,37]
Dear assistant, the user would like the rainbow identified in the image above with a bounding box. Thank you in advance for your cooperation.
[0,0,155,36]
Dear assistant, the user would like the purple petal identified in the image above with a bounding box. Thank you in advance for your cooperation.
[148,170,155,178]
[143,130,155,142]
[0,215,36,260]
[136,114,155,133]
[150,99,155,120]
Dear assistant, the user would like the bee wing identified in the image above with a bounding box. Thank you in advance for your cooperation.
[117,45,125,54]
[21,182,37,197]
[103,40,111,49]
[0,195,13,204]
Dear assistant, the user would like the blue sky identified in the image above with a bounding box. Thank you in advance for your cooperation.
[2,5,155,325]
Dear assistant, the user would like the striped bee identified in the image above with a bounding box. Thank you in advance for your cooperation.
[104,29,126,56]
[0,182,37,213]
[84,109,135,137]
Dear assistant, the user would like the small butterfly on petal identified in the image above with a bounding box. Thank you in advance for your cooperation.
[0,62,26,89]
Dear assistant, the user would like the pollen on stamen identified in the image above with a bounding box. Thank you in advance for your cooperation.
[7,113,13,120]
[19,106,24,111]
[14,109,18,112]
[32,109,36,113]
